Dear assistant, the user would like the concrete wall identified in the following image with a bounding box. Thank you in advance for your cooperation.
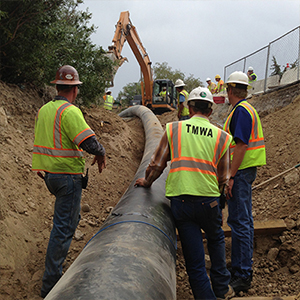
[249,67,299,95]
[249,75,280,95]
[280,67,299,85]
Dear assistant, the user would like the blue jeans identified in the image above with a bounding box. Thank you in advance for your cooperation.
[227,167,257,279]
[41,173,82,297]
[170,195,231,300]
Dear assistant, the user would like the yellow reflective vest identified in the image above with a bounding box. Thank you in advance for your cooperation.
[215,80,225,93]
[104,95,114,110]
[32,99,95,174]
[165,116,232,197]
[248,72,257,84]
[178,89,189,116]
[208,82,217,93]
[223,100,266,170]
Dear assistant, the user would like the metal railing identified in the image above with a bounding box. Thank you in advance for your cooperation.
[224,26,300,93]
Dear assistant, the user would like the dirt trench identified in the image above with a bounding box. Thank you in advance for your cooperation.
[0,81,300,299]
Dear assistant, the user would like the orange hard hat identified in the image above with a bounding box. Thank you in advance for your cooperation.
[50,65,82,85]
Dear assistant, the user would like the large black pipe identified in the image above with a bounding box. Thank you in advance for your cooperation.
[45,105,177,300]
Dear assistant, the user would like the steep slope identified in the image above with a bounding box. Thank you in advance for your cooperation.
[0,81,300,299]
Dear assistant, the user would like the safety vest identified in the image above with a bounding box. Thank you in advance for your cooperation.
[249,73,257,84]
[223,100,266,170]
[159,90,167,96]
[165,117,232,197]
[216,80,224,93]
[178,89,189,116]
[32,100,95,174]
[208,82,217,93]
[104,95,114,110]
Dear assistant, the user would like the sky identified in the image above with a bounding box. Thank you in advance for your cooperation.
[79,0,300,97]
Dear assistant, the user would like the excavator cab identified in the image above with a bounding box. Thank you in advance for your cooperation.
[152,79,176,114]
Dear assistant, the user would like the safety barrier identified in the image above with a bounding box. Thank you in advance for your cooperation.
[44,105,177,300]
[224,26,300,95]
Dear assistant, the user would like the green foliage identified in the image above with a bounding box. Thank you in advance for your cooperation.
[0,0,114,106]
[291,59,298,69]
[153,61,203,92]
[116,82,141,106]
[270,56,283,78]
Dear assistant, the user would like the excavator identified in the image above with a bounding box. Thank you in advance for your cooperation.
[106,11,176,114]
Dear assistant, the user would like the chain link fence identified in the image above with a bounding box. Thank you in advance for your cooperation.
[224,26,300,94]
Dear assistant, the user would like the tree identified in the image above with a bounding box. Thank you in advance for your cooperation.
[153,62,203,91]
[0,0,114,106]
[270,56,283,78]
[116,82,141,106]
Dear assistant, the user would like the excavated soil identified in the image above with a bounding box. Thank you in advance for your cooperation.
[0,81,300,299]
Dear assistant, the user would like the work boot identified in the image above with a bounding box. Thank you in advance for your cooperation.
[230,275,252,293]
[216,285,235,300]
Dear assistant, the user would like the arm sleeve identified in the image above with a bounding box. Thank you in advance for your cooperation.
[179,94,186,103]
[80,136,106,156]
[230,107,252,145]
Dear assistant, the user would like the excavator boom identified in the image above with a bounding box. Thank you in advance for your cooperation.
[107,11,175,113]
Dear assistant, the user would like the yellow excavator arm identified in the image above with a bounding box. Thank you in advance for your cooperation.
[107,11,153,107]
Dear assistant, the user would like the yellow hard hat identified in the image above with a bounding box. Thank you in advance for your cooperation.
[215,74,221,79]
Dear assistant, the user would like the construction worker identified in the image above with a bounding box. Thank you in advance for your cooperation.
[32,65,106,298]
[214,74,225,94]
[223,71,266,293]
[135,87,234,300]
[247,67,257,84]
[206,77,217,94]
[104,90,114,110]
[159,86,167,97]
[174,79,189,120]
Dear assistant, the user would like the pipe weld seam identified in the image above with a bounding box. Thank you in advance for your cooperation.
[84,220,177,250]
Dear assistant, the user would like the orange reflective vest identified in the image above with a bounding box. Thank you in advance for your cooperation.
[165,116,232,197]
[223,100,266,169]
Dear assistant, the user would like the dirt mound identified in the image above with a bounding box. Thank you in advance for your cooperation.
[0,81,300,299]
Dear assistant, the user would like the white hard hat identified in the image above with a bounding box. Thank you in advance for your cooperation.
[106,89,111,93]
[174,79,185,88]
[225,71,252,89]
[206,78,211,82]
[248,66,254,71]
[187,87,214,105]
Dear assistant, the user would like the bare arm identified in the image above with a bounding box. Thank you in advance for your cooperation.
[217,148,231,192]
[177,103,184,119]
[135,132,170,188]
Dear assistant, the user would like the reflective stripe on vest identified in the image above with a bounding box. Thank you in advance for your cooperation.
[32,101,95,174]
[165,118,232,197]
[223,101,266,169]
[104,95,114,110]
[178,89,189,116]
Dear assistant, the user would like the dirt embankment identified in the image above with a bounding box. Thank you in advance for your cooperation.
[0,81,300,299]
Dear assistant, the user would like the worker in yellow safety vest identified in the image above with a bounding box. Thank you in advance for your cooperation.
[214,74,225,93]
[223,71,266,294]
[247,66,257,84]
[159,86,167,99]
[32,65,106,298]
[135,87,235,300]
[104,90,114,110]
[206,77,217,94]
[174,79,189,120]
